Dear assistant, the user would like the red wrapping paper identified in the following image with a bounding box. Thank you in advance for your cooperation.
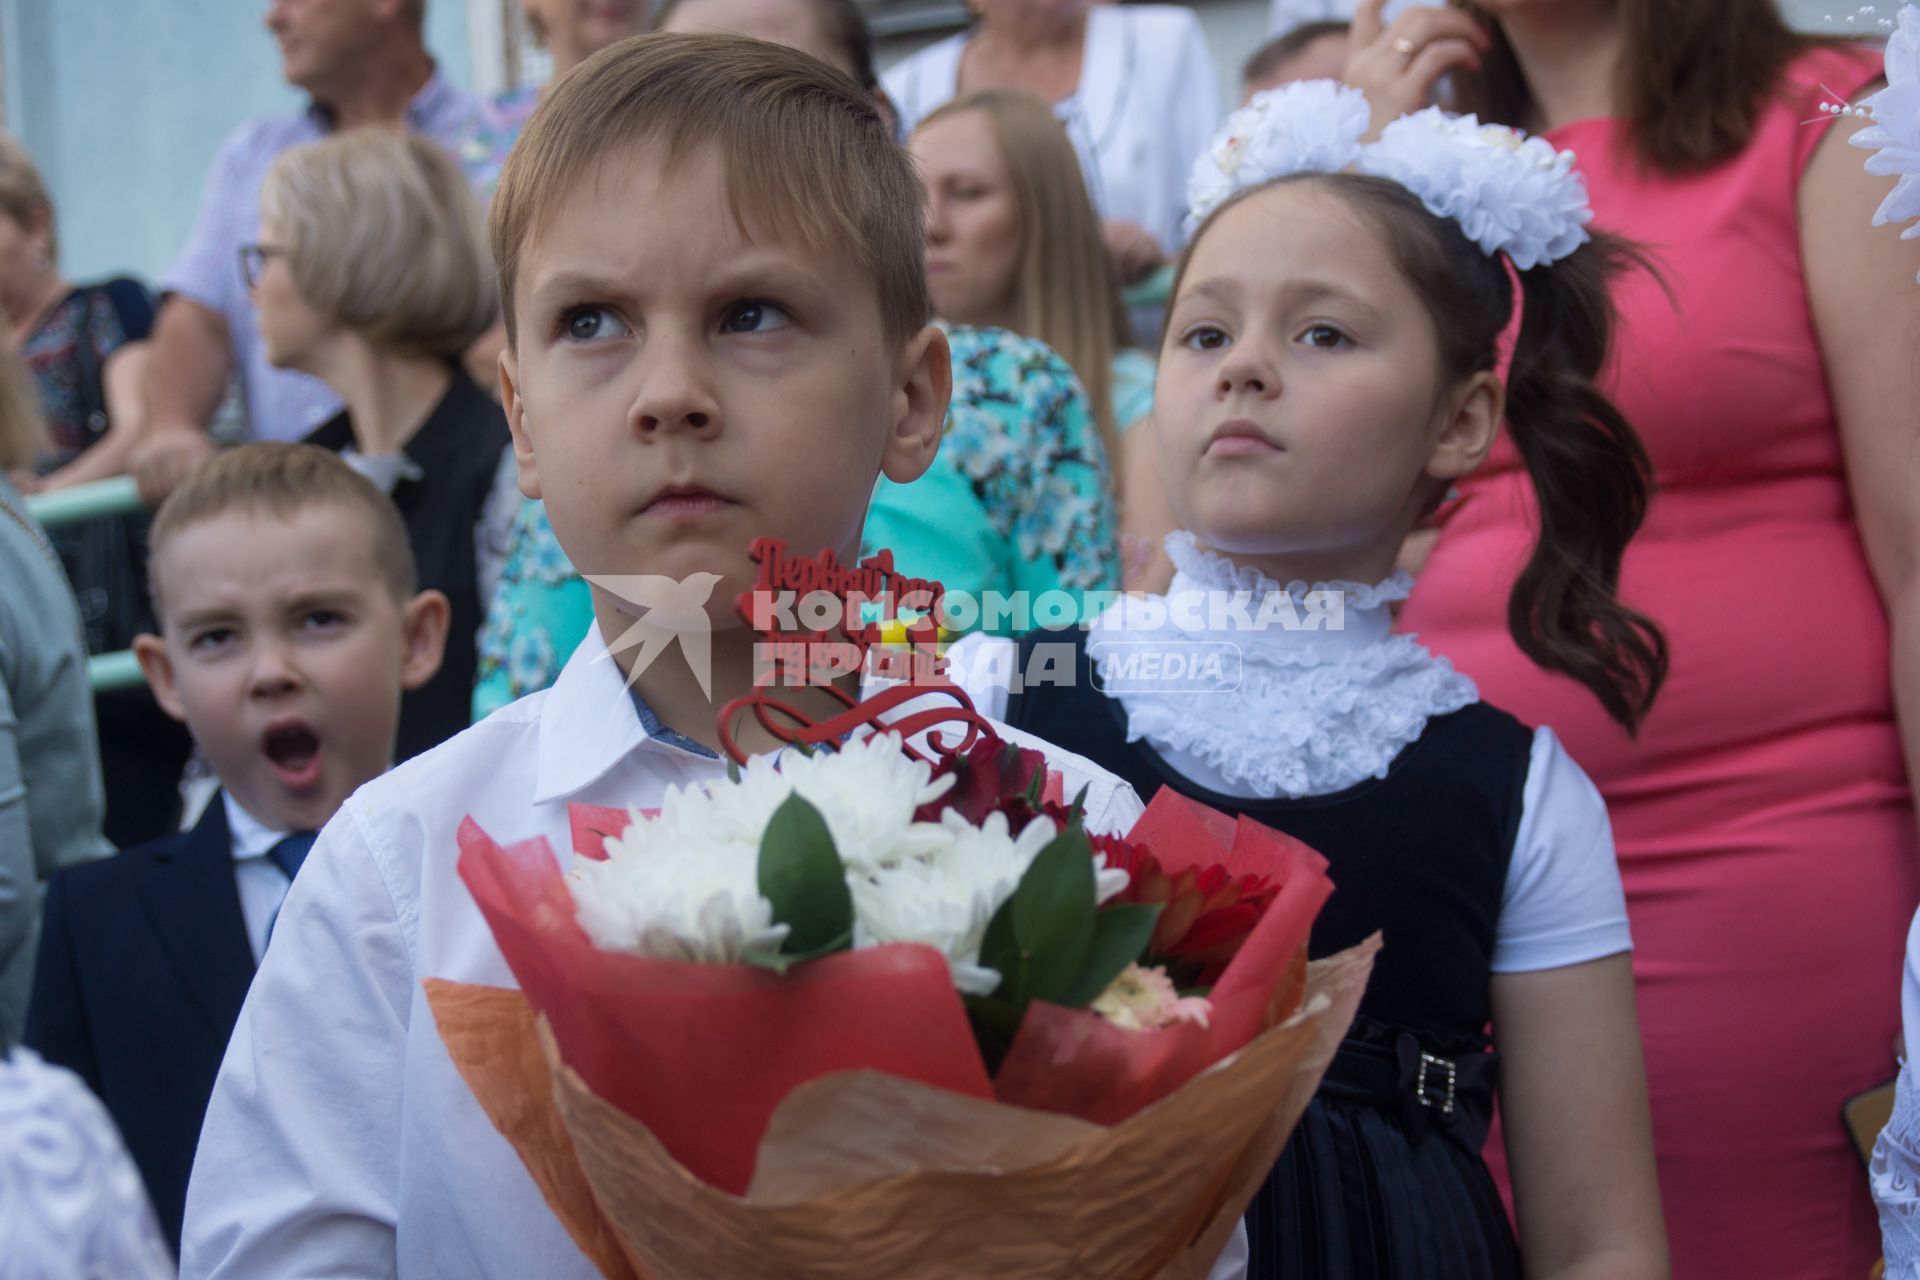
[457,819,992,1195]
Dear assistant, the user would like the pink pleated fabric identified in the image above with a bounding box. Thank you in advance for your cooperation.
[1398,45,1913,1279]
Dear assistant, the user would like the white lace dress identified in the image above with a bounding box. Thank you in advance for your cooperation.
[0,1046,174,1278]
[1878,1054,1920,1276]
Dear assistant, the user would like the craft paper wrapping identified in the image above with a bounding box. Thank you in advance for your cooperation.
[427,940,1373,1280]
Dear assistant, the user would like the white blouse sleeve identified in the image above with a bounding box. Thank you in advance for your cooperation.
[1161,8,1223,247]
[943,632,1019,723]
[880,32,965,137]
[1489,726,1633,974]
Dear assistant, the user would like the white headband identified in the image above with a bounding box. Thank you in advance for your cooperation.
[1184,80,1593,271]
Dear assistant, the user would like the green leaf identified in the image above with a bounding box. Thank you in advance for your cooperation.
[1010,826,1097,1005]
[757,793,854,955]
[978,896,1019,995]
[1067,783,1090,828]
[1058,903,1162,1008]
[726,757,742,784]
[740,928,852,975]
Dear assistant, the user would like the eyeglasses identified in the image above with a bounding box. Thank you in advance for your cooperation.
[238,242,288,289]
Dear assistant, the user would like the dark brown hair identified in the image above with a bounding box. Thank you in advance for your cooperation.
[1173,175,1668,732]
[490,33,925,346]
[1449,0,1812,173]
[1243,21,1350,90]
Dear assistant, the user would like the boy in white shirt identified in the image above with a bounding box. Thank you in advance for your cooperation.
[180,34,1207,1280]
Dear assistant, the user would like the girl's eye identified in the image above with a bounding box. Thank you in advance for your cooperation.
[721,300,793,335]
[1300,324,1349,350]
[1182,325,1230,351]
[561,306,629,343]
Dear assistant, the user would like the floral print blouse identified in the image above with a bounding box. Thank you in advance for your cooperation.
[472,325,1120,718]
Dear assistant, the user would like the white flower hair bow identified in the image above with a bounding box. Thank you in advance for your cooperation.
[1849,4,1920,276]
[1183,80,1594,270]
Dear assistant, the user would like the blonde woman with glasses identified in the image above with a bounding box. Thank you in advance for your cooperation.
[252,129,515,763]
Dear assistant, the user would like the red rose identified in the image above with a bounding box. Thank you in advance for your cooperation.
[1093,833,1279,988]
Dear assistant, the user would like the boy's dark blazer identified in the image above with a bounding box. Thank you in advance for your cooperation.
[24,794,258,1254]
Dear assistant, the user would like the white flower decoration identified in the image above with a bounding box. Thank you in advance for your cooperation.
[570,800,786,965]
[568,734,1131,997]
[570,734,954,963]
[1184,79,1371,236]
[1355,107,1592,269]
[1851,4,1920,272]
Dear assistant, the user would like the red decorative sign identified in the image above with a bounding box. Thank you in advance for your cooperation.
[715,540,992,766]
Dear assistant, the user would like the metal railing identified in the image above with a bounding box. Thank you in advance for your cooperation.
[23,475,148,694]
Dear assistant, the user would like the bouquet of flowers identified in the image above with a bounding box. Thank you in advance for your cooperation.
[426,545,1372,1279]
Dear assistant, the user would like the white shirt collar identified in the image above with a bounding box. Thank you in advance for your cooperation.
[336,448,425,496]
[224,792,289,863]
[533,623,722,805]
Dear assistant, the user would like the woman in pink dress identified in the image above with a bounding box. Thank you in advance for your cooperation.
[1349,0,1920,1275]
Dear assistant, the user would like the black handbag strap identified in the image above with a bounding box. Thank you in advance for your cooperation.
[68,286,111,442]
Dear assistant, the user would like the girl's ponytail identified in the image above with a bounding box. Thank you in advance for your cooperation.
[1502,233,1668,733]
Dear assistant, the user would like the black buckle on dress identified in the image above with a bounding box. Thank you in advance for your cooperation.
[1416,1052,1458,1117]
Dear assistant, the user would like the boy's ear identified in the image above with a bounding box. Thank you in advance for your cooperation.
[499,346,541,501]
[879,324,951,486]
[132,632,189,724]
[399,590,452,692]
[1426,371,1503,482]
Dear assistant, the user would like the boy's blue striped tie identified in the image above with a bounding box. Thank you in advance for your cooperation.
[264,833,318,949]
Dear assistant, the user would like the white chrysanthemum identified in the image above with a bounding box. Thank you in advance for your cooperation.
[850,811,1058,995]
[570,804,786,964]
[569,733,953,962]
[1355,107,1592,269]
[1851,4,1920,268]
[727,733,957,873]
[1184,78,1371,236]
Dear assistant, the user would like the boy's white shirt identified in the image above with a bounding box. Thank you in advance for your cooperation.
[180,624,1249,1279]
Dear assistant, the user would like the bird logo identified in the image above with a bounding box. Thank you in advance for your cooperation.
[583,572,725,700]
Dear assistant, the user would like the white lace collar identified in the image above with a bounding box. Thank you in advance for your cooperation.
[1089,533,1478,799]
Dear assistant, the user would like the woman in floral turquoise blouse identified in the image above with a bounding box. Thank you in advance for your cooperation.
[473,325,1120,718]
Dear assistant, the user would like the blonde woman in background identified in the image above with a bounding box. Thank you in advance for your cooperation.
[0,345,110,1045]
[0,134,153,495]
[253,129,514,762]
[0,134,190,852]
[910,90,1171,587]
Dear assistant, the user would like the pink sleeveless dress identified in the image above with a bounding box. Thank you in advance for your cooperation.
[1399,46,1912,1278]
